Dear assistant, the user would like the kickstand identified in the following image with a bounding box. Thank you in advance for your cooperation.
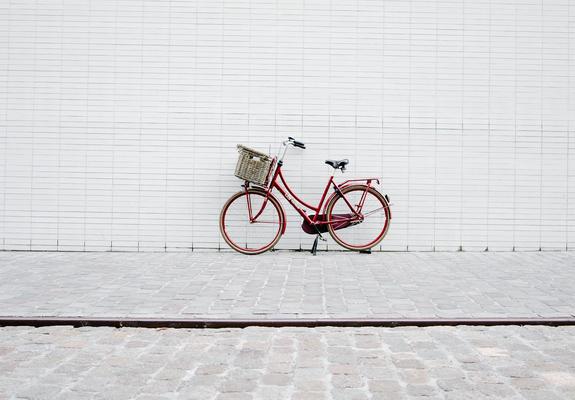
[311,235,319,256]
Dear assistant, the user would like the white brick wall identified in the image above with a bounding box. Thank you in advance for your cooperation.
[1,0,574,252]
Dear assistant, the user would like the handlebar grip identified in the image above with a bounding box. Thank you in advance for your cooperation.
[288,137,306,149]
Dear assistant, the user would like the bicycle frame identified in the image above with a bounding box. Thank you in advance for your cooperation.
[246,159,380,230]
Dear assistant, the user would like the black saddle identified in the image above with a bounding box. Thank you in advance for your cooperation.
[325,159,349,170]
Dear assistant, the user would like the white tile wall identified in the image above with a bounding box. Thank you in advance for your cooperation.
[1,0,574,252]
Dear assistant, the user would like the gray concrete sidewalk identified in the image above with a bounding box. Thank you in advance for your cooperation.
[0,251,573,319]
[1,325,574,400]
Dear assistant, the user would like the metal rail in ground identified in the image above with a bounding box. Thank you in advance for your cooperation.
[0,317,573,329]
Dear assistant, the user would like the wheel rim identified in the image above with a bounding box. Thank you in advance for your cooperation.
[221,191,283,253]
[328,187,390,250]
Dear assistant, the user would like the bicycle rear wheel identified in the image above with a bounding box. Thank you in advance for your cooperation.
[220,189,284,255]
[326,185,391,251]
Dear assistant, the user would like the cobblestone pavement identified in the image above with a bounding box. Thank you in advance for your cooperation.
[0,325,574,400]
[0,251,573,319]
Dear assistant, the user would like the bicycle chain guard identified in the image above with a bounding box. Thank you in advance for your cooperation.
[301,213,354,235]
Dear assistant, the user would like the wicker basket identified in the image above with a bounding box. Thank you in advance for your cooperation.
[234,145,274,186]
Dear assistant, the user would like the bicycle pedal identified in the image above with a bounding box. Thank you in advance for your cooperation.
[319,236,327,242]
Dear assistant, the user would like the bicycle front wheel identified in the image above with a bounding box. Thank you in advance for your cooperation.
[220,189,284,255]
[326,185,391,251]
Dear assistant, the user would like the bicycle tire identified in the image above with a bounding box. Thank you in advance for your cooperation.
[219,188,285,255]
[325,184,391,251]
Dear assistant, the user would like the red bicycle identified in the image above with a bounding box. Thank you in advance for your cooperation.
[220,137,391,255]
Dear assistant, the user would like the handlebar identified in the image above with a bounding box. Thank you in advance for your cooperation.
[288,137,306,149]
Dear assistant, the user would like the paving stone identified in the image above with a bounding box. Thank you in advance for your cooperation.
[330,388,370,400]
[368,379,402,393]
[195,364,227,376]
[16,384,64,399]
[476,382,517,397]
[436,378,472,392]
[399,369,430,385]
[510,377,547,390]
[261,373,292,386]
[291,392,328,400]
[331,374,364,389]
[56,391,96,400]
[393,357,426,370]
[184,374,220,387]
[405,384,438,397]
[219,378,258,393]
[429,366,465,380]
[518,390,565,400]
[294,379,326,392]
[215,394,253,400]
[266,362,293,374]
[175,385,216,399]
[233,349,266,369]
[329,364,358,375]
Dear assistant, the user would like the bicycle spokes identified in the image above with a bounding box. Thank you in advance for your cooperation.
[221,190,283,254]
[330,213,354,231]
[327,186,390,250]
[362,206,388,218]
